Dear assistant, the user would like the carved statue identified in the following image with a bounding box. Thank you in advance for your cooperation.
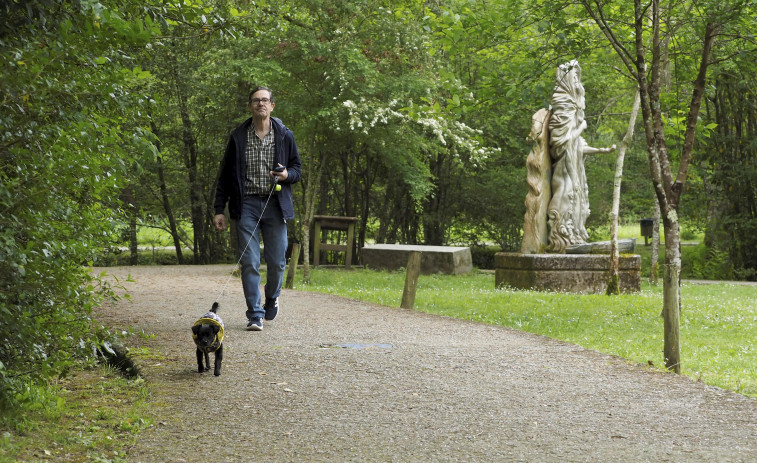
[522,61,616,254]
[521,108,551,254]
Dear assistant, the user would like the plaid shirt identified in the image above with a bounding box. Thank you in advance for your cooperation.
[244,124,276,196]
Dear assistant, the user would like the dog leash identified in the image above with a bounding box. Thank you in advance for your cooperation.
[214,175,281,305]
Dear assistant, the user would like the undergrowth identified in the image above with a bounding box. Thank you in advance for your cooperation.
[0,365,153,463]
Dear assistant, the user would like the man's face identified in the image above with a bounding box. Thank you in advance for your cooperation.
[249,90,274,118]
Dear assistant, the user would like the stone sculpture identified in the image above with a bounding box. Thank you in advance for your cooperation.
[522,60,616,254]
[521,108,551,254]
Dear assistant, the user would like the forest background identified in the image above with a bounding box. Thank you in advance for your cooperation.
[1,0,755,407]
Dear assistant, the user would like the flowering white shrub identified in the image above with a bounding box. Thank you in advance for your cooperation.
[341,98,499,168]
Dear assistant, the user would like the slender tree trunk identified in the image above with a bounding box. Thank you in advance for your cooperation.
[608,89,641,294]
[357,153,375,265]
[423,151,450,245]
[302,147,325,282]
[151,120,184,264]
[129,212,138,265]
[157,154,185,264]
[657,21,716,373]
[123,186,139,265]
[170,57,207,264]
[650,196,660,284]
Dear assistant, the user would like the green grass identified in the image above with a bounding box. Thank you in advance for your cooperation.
[0,365,153,462]
[295,267,756,398]
[135,223,194,248]
[601,222,703,243]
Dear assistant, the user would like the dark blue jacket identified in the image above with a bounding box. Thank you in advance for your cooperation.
[214,117,302,220]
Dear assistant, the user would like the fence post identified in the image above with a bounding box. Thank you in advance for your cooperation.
[400,251,422,309]
[285,243,301,289]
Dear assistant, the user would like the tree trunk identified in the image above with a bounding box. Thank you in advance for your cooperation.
[608,90,641,295]
[302,148,325,282]
[151,120,184,264]
[650,196,660,285]
[157,153,185,264]
[423,151,450,245]
[124,186,139,265]
[357,153,375,265]
[129,213,138,265]
[662,219,682,373]
[171,59,207,264]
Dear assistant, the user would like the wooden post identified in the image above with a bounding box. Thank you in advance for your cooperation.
[313,221,322,267]
[345,221,355,268]
[400,251,422,310]
[285,243,301,289]
[662,263,681,373]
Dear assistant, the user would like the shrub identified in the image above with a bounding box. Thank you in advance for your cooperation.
[470,245,500,270]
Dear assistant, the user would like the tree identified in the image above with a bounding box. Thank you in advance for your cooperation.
[229,1,499,273]
[582,0,750,372]
[0,0,233,408]
[0,0,159,405]
[704,68,757,280]
[607,90,641,294]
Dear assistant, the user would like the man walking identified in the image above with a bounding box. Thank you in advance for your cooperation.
[213,86,302,331]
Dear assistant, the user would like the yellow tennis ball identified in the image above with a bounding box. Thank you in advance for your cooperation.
[275,184,281,191]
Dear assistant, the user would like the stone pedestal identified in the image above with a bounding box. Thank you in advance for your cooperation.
[495,252,641,293]
[361,244,472,275]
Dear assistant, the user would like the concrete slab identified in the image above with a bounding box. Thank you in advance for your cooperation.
[361,244,473,275]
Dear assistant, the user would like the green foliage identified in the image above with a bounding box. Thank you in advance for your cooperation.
[700,67,757,280]
[683,243,735,281]
[1,0,144,408]
[469,245,501,270]
[0,0,219,408]
[297,267,757,397]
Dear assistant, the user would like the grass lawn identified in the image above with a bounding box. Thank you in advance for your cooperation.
[294,267,756,398]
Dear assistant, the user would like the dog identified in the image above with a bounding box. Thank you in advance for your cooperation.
[191,302,224,376]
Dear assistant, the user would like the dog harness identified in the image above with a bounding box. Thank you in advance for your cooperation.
[192,311,225,353]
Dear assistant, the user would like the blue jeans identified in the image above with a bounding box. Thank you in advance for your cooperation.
[236,195,288,321]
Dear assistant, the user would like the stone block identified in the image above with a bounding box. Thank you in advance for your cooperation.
[361,244,473,275]
[494,252,641,293]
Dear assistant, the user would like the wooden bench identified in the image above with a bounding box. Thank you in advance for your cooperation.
[361,244,472,275]
[313,215,357,268]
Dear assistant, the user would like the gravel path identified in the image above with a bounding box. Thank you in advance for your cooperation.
[95,265,756,463]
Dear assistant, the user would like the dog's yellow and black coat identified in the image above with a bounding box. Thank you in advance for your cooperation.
[192,312,225,353]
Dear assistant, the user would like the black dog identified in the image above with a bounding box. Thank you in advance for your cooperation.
[191,302,224,376]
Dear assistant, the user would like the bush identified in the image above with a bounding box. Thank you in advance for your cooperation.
[682,243,734,280]
[0,1,155,408]
[470,245,501,270]
[635,242,737,281]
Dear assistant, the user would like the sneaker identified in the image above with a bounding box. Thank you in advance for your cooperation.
[246,317,263,331]
[264,298,279,321]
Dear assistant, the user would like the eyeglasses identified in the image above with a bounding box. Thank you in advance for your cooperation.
[251,98,271,105]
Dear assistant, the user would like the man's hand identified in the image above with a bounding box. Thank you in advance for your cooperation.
[270,163,288,183]
[213,214,227,231]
